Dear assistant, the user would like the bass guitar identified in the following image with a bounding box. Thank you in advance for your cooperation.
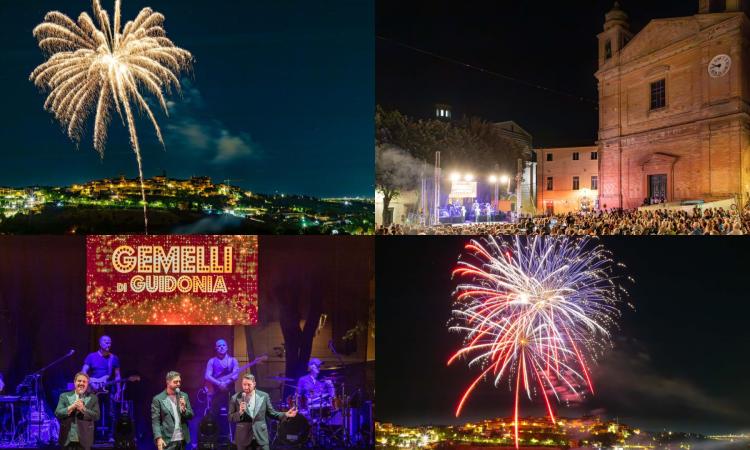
[199,355,267,408]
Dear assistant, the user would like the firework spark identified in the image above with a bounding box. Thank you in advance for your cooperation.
[448,237,630,448]
[30,0,193,233]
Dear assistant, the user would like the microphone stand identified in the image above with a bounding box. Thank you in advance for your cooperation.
[24,349,76,444]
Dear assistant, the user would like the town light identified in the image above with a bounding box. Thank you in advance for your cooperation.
[489,175,498,183]
[450,172,461,182]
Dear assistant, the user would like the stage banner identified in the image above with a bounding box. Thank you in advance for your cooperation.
[450,181,477,198]
[86,235,258,325]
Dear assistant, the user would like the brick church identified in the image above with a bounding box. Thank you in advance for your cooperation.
[597,0,750,209]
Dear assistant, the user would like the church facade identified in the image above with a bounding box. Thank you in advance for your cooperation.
[597,0,750,209]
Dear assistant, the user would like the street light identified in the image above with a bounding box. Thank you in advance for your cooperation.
[450,172,461,182]
[464,173,474,182]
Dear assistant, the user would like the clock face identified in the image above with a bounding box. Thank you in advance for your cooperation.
[708,54,731,78]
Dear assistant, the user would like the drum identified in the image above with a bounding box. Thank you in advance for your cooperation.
[275,414,310,446]
[285,393,308,411]
[324,407,345,426]
[332,394,346,410]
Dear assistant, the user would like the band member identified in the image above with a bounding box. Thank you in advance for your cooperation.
[204,339,239,438]
[229,373,297,450]
[82,335,122,400]
[296,358,334,405]
[55,372,100,450]
[151,371,194,450]
[82,335,121,441]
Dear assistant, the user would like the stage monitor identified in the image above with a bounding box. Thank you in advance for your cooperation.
[86,235,258,325]
[450,181,477,198]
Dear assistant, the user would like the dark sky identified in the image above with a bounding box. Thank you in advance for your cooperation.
[376,237,750,435]
[0,0,373,197]
[377,0,698,147]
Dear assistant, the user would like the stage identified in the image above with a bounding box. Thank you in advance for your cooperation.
[0,236,375,449]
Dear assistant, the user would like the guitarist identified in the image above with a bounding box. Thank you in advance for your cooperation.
[81,335,121,442]
[204,339,239,440]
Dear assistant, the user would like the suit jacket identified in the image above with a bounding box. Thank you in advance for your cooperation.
[228,390,284,447]
[151,390,194,445]
[55,391,100,449]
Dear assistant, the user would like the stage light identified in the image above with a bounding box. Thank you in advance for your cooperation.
[500,175,510,184]
[464,174,474,182]
[489,175,498,183]
[450,172,461,182]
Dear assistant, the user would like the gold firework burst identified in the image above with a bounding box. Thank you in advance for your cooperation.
[30,0,193,233]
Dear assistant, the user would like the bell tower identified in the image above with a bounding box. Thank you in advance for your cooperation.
[598,1,633,68]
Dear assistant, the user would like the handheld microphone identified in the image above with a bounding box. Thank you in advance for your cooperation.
[69,349,75,356]
[174,387,181,398]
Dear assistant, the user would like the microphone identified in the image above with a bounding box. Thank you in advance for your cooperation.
[174,388,181,398]
[69,349,75,356]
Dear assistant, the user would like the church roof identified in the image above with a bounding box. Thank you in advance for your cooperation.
[494,121,532,141]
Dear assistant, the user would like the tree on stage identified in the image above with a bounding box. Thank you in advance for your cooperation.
[273,266,325,395]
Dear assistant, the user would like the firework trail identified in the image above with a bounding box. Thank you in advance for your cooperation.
[30,0,193,233]
[448,236,630,448]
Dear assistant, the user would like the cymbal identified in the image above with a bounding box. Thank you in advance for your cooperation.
[319,364,356,372]
[320,376,341,382]
[267,376,295,382]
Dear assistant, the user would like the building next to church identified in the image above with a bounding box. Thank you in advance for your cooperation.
[536,146,599,215]
[597,0,750,210]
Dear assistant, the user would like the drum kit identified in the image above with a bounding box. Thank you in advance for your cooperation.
[270,372,370,448]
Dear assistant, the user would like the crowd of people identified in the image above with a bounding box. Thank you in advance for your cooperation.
[376,206,750,235]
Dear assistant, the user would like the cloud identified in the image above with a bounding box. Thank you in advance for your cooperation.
[587,342,750,425]
[163,81,257,165]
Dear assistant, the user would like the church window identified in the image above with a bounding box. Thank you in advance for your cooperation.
[547,177,553,191]
[605,40,612,59]
[650,79,666,110]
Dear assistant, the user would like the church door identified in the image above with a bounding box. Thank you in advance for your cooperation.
[648,174,667,201]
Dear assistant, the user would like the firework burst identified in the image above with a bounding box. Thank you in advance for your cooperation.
[448,236,630,448]
[30,0,193,233]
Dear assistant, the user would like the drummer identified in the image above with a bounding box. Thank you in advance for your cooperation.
[296,358,334,408]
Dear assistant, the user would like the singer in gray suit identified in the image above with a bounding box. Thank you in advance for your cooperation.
[55,372,100,450]
[151,371,194,450]
[229,373,297,450]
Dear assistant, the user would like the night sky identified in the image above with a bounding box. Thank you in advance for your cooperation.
[376,237,750,435]
[0,0,373,197]
[377,0,697,147]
